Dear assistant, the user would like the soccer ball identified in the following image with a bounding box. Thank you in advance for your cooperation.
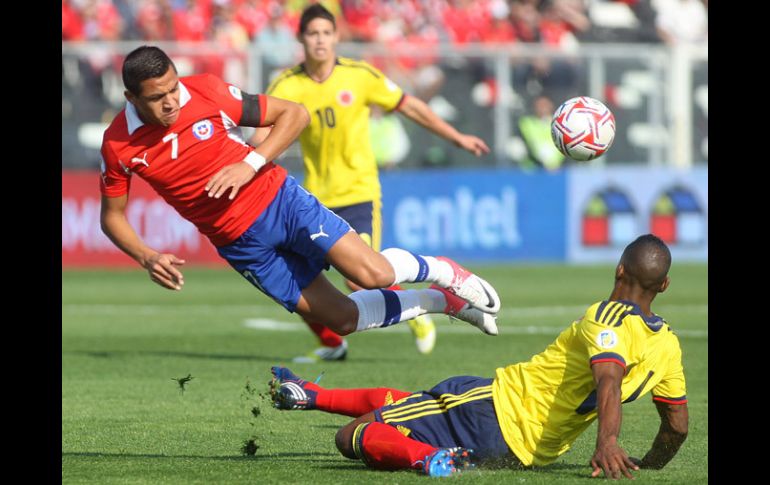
[550,96,616,161]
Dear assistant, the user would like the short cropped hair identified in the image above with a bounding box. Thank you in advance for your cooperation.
[299,4,336,35]
[122,46,177,96]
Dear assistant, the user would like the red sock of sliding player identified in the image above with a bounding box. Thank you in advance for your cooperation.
[352,422,438,470]
[305,321,344,347]
[316,387,412,417]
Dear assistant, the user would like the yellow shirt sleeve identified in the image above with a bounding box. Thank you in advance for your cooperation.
[651,334,688,403]
[362,62,405,112]
[579,302,633,369]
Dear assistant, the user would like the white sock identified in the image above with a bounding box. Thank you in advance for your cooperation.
[380,248,453,286]
[349,289,444,332]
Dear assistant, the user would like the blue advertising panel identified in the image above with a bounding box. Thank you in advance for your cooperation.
[379,169,566,262]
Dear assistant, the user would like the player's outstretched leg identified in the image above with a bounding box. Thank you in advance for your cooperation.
[419,447,476,477]
[345,287,498,336]
[295,272,496,337]
[325,235,501,316]
[431,285,499,336]
[435,256,501,315]
[270,366,319,410]
[270,366,413,416]
[380,249,501,314]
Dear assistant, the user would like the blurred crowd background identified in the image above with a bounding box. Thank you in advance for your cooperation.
[62,0,707,172]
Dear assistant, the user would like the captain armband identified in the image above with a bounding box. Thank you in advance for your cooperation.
[243,151,267,173]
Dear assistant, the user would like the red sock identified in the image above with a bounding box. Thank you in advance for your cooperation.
[354,422,438,470]
[387,284,403,291]
[315,387,412,417]
[305,321,344,347]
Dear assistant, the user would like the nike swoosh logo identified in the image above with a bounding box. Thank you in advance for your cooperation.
[481,283,496,309]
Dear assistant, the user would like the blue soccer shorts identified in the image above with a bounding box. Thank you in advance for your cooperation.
[216,175,353,312]
[373,376,520,464]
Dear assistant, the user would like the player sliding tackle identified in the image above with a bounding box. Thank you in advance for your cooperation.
[98,46,501,346]
[269,235,689,479]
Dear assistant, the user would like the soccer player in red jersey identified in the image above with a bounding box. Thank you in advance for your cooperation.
[99,46,502,346]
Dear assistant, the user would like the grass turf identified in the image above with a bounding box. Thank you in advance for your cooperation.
[62,263,707,483]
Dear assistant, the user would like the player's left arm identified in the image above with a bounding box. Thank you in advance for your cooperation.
[630,400,688,469]
[396,95,490,156]
[206,95,309,199]
[590,361,640,480]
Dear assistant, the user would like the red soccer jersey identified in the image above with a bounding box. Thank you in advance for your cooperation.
[100,73,287,247]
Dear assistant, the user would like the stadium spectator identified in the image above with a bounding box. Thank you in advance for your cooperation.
[234,0,270,40]
[340,0,378,41]
[270,234,688,478]
[249,4,492,362]
[509,0,541,43]
[442,0,493,44]
[514,94,565,171]
[212,0,251,50]
[135,0,175,40]
[481,0,517,43]
[79,0,124,41]
[172,0,212,42]
[253,2,297,75]
[654,0,707,45]
[99,46,502,362]
[62,0,86,40]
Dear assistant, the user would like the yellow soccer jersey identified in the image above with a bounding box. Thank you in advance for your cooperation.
[492,300,687,467]
[266,58,405,208]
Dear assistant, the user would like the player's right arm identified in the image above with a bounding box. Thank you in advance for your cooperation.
[590,361,640,479]
[205,94,309,200]
[100,194,186,291]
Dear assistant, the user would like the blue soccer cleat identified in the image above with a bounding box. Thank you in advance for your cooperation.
[269,366,318,410]
[420,447,475,477]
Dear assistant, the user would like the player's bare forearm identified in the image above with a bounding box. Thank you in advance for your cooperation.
[100,195,156,266]
[595,376,623,447]
[590,362,638,479]
[207,99,308,200]
[398,95,490,156]
[399,95,462,143]
[256,96,310,162]
[249,126,272,147]
[101,195,186,290]
[636,402,688,469]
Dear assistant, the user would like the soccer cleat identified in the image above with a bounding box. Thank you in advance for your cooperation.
[431,285,498,336]
[420,447,475,477]
[407,314,436,354]
[437,256,501,314]
[292,339,348,364]
[269,366,318,410]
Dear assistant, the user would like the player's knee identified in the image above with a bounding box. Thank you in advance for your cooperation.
[354,262,394,289]
[333,302,359,335]
[335,425,358,459]
[327,319,356,336]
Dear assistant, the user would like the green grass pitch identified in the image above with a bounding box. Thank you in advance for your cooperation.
[62,263,707,484]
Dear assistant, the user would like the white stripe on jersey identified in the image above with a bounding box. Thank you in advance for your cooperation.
[220,110,249,146]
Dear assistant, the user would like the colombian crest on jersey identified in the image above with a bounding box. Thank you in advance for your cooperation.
[192,119,214,140]
[596,329,618,349]
[337,90,354,106]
